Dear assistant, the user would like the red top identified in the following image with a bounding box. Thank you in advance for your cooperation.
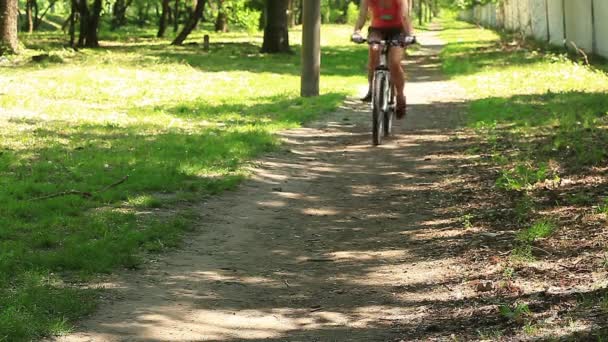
[369,0,404,29]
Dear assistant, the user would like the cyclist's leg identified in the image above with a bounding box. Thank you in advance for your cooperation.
[389,46,406,118]
[363,29,383,102]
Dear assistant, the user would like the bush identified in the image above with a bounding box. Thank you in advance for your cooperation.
[346,2,359,25]
[227,1,261,33]
[329,9,344,23]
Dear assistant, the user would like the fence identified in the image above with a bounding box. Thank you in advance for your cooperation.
[458,0,608,59]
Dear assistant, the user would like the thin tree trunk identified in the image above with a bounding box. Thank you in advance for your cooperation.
[77,0,89,46]
[68,0,76,47]
[173,0,179,32]
[418,0,422,26]
[214,0,226,32]
[35,0,58,30]
[0,0,19,54]
[157,0,170,37]
[25,0,34,32]
[112,0,129,29]
[171,0,205,45]
[287,0,294,28]
[261,0,290,53]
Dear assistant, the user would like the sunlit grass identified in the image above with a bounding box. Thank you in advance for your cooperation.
[0,24,367,341]
[439,16,608,169]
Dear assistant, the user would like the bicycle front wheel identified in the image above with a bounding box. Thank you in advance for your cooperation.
[372,72,387,146]
[383,80,395,137]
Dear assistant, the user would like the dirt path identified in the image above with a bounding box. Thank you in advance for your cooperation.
[59,28,479,342]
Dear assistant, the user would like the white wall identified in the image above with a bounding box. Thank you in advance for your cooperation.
[564,0,593,52]
[547,0,565,45]
[504,0,516,31]
[530,0,548,41]
[594,0,608,57]
[519,0,533,36]
[460,0,608,58]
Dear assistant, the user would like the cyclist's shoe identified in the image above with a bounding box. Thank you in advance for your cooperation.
[396,96,406,119]
[360,91,372,102]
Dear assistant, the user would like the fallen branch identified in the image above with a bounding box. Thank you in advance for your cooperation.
[531,246,552,256]
[31,175,129,201]
[30,190,93,201]
[566,41,590,66]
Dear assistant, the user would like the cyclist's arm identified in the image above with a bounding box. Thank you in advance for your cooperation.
[354,0,369,33]
[401,0,414,35]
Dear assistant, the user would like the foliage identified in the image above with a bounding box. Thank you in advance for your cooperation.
[448,0,502,10]
[516,220,555,243]
[346,1,359,25]
[499,303,531,322]
[225,0,262,32]
[496,163,550,191]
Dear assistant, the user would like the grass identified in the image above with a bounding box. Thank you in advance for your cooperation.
[499,303,531,324]
[439,14,608,338]
[0,23,367,341]
[438,13,608,259]
[516,220,556,243]
[439,17,608,171]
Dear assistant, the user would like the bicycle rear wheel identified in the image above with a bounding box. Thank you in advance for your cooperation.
[372,72,387,146]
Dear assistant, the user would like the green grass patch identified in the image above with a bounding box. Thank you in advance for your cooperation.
[499,303,531,324]
[516,220,556,243]
[438,17,608,171]
[0,24,366,341]
[496,163,551,191]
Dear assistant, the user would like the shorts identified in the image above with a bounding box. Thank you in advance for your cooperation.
[368,27,404,41]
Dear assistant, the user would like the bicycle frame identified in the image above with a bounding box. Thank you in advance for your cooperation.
[373,42,394,112]
[352,36,414,145]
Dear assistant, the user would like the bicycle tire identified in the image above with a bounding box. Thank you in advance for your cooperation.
[372,72,386,145]
[383,79,394,137]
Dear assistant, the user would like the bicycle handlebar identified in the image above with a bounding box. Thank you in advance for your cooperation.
[351,36,417,46]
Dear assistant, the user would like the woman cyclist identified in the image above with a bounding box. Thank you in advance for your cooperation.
[352,0,414,119]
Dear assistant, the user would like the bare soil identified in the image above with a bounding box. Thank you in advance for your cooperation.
[56,27,608,342]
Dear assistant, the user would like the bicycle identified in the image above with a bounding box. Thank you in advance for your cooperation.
[352,35,416,145]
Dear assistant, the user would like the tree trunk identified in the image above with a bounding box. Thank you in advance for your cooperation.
[68,0,76,47]
[112,0,129,29]
[78,0,102,47]
[214,11,226,32]
[287,0,294,28]
[261,0,290,53]
[171,0,205,45]
[214,0,226,32]
[173,0,179,32]
[418,0,422,26]
[0,0,19,54]
[297,0,302,25]
[157,0,170,37]
[25,0,34,32]
[35,0,57,30]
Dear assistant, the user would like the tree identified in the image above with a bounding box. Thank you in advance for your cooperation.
[77,0,103,47]
[24,0,37,33]
[261,0,289,53]
[0,0,18,54]
[214,0,227,32]
[171,0,206,44]
[112,0,134,29]
[158,0,171,36]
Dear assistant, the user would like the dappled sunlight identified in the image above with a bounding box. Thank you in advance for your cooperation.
[346,259,458,287]
[327,250,409,262]
[256,200,287,208]
[301,207,341,216]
